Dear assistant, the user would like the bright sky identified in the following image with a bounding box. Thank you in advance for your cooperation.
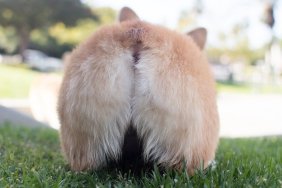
[84,0,282,49]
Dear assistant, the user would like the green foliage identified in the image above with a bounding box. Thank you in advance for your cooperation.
[0,0,95,29]
[0,26,18,53]
[207,22,266,64]
[0,0,50,30]
[48,0,96,27]
[48,19,99,46]
[0,1,116,57]
[94,7,117,25]
[0,123,281,187]
[29,7,116,57]
[46,7,117,46]
[0,0,96,57]
[30,30,74,58]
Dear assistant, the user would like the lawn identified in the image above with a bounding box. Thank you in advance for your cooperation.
[216,81,282,94]
[0,123,281,187]
[1,64,282,99]
[0,64,39,99]
[0,64,64,99]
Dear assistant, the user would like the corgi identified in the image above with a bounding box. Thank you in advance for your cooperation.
[57,7,219,174]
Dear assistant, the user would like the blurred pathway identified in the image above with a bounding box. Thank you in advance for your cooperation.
[218,93,282,137]
[0,104,47,128]
[1,93,282,137]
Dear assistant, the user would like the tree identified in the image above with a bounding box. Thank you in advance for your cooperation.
[29,7,116,57]
[48,7,117,46]
[208,22,266,64]
[0,0,96,60]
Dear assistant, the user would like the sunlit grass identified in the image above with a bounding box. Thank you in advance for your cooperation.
[216,82,251,93]
[0,64,63,99]
[0,64,39,98]
[216,81,282,94]
[0,123,281,187]
[0,63,282,99]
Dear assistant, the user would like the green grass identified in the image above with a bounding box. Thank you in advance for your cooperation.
[0,63,282,99]
[216,81,282,94]
[0,123,281,187]
[0,64,39,98]
[216,82,251,93]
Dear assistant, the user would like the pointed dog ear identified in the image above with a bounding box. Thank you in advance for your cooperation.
[187,27,207,50]
[119,7,140,22]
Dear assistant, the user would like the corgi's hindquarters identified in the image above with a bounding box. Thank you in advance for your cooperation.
[58,14,220,173]
[132,31,219,174]
[57,28,135,170]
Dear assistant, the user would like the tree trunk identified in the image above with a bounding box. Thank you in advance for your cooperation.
[18,27,30,63]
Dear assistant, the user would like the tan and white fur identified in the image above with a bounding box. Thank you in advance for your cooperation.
[58,7,219,174]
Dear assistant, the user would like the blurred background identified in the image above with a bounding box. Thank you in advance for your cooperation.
[0,0,281,137]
